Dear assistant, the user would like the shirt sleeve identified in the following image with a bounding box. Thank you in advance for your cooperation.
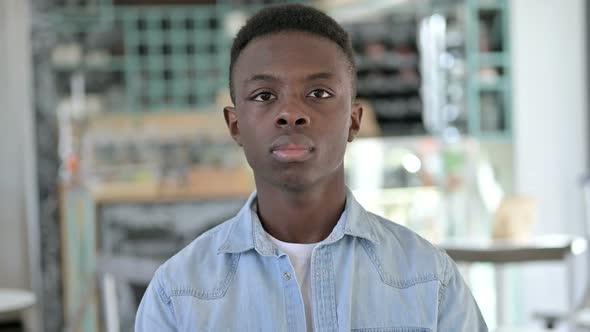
[437,252,489,332]
[135,269,177,332]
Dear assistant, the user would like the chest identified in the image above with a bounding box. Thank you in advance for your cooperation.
[170,247,441,332]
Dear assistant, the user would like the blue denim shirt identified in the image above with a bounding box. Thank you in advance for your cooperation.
[136,190,487,331]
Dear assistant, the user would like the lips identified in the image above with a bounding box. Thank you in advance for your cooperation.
[270,134,315,163]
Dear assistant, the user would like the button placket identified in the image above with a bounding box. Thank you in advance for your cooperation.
[278,257,305,332]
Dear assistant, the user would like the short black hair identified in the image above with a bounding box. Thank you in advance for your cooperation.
[228,4,356,102]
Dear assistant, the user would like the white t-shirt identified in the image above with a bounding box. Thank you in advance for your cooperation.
[267,234,318,332]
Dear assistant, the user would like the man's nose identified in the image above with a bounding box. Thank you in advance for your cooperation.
[274,99,311,128]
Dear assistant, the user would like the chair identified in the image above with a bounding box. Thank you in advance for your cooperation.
[63,254,162,332]
[571,176,590,330]
[0,288,36,332]
[535,175,590,331]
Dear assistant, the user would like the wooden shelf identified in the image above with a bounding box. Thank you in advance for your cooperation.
[90,168,254,204]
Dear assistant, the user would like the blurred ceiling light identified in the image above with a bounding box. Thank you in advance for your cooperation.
[572,238,588,256]
[402,153,422,173]
[224,11,248,38]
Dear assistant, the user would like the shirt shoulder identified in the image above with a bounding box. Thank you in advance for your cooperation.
[361,212,453,288]
[154,217,241,300]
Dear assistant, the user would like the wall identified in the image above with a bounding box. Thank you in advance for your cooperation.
[0,0,36,290]
[511,0,588,327]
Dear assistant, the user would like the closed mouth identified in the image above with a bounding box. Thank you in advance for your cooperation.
[270,135,315,163]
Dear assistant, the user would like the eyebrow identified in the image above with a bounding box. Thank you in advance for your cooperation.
[304,72,335,81]
[244,72,336,85]
[246,74,278,84]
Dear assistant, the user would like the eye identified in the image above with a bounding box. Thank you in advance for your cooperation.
[307,89,333,99]
[251,92,277,102]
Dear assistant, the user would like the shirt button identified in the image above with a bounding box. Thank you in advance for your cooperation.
[283,272,291,281]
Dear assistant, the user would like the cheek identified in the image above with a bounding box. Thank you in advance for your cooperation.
[331,109,353,141]
[320,117,350,161]
[235,117,264,166]
[242,136,265,168]
[241,142,256,164]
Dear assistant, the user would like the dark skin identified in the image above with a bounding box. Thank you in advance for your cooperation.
[224,31,363,243]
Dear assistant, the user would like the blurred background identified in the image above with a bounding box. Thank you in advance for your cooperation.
[0,0,588,331]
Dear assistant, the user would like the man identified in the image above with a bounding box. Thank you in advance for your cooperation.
[136,4,487,331]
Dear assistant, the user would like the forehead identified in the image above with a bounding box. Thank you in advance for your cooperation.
[233,31,351,84]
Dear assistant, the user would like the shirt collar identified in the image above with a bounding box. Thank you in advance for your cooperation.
[217,187,380,255]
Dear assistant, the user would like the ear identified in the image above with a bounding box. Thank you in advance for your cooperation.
[347,102,363,142]
[223,106,243,146]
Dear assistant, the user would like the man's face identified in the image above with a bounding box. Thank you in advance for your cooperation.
[224,31,362,191]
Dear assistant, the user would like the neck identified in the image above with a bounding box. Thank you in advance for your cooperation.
[255,170,347,244]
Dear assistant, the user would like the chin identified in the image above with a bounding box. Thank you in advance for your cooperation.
[277,176,313,191]
[270,172,319,192]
